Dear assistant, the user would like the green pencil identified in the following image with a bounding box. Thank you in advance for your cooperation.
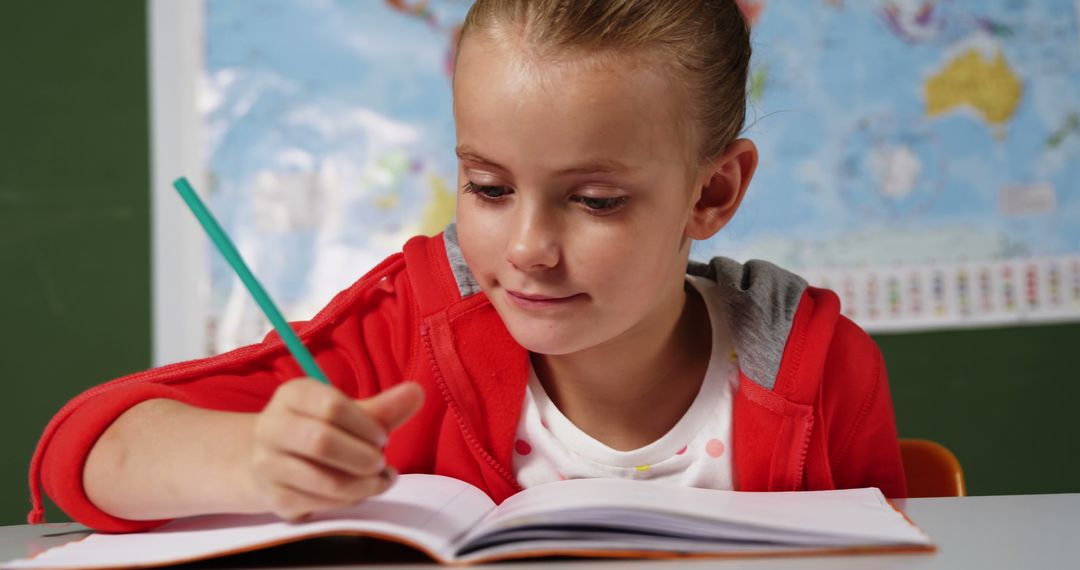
[173,177,330,384]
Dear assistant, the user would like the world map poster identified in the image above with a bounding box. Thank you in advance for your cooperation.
[201,0,1080,351]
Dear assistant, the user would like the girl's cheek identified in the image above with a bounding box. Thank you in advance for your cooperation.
[457,203,504,272]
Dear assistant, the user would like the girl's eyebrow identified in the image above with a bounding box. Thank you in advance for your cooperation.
[456,145,638,176]
[456,146,509,172]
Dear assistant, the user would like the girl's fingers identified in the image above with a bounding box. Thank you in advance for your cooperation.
[278,380,390,447]
[267,483,351,521]
[263,414,385,477]
[265,453,393,507]
[355,382,425,432]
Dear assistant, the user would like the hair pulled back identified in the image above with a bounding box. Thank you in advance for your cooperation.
[460,0,752,162]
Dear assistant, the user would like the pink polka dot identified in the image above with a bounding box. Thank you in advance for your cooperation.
[515,439,532,455]
[705,439,725,458]
[557,472,567,481]
[675,446,688,456]
[540,418,549,430]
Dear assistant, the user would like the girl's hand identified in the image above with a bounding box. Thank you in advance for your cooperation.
[247,379,424,520]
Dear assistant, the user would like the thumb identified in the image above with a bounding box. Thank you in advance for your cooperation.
[357,382,425,432]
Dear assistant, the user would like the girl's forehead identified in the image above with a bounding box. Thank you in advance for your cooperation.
[452,34,692,170]
[454,31,668,93]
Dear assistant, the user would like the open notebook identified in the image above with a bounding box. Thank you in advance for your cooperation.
[4,475,934,568]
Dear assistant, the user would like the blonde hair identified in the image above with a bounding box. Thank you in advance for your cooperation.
[459,0,752,162]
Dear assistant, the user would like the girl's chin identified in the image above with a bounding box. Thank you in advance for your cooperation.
[505,324,593,356]
[489,297,607,355]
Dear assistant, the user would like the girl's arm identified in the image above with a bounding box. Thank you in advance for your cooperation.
[822,317,908,498]
[83,380,422,522]
[34,255,420,531]
[83,398,261,520]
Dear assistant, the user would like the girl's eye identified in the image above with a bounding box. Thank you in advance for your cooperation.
[463,181,511,200]
[571,195,628,214]
[464,181,627,215]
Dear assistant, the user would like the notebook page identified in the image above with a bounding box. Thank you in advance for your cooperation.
[460,509,891,554]
[3,475,494,569]
[458,533,812,563]
[466,479,930,547]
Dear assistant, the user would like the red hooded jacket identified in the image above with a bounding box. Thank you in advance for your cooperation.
[28,228,906,532]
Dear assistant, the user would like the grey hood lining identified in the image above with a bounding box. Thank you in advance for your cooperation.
[686,258,807,390]
[443,224,807,390]
[443,223,483,298]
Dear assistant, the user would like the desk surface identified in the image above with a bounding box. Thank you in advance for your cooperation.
[2,493,1078,569]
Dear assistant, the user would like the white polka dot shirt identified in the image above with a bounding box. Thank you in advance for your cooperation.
[513,275,740,490]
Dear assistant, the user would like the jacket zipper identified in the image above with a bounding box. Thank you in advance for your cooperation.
[419,323,521,495]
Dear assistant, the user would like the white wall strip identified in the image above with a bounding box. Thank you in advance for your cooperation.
[149,0,208,365]
[802,255,1080,334]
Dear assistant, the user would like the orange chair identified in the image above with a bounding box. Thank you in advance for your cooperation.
[899,438,966,498]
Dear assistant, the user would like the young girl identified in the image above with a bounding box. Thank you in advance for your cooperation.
[29,0,905,532]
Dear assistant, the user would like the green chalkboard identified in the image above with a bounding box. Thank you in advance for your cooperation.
[877,323,1080,496]
[0,0,151,525]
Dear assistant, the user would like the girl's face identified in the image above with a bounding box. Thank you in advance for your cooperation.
[453,33,705,356]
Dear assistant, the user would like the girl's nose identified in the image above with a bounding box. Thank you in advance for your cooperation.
[506,207,560,272]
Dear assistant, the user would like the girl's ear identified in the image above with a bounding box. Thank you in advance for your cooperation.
[686,139,758,241]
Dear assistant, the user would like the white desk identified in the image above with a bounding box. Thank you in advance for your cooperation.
[2,494,1078,569]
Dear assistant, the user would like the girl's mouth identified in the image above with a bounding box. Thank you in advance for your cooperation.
[505,289,585,309]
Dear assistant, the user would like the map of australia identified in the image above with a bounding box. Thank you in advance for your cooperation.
[925,46,1023,133]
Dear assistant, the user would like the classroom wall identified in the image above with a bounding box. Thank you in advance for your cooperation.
[0,0,1077,527]
[0,0,152,525]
